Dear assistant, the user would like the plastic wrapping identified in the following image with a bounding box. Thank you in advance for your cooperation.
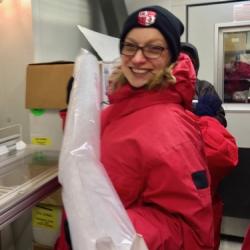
[58,49,148,250]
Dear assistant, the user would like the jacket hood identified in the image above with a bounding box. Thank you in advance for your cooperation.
[181,42,200,74]
[172,52,196,110]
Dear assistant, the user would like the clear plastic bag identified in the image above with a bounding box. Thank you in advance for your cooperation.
[58,49,148,250]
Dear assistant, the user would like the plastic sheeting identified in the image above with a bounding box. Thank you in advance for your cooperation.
[58,50,148,250]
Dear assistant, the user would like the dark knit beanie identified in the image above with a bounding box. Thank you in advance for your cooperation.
[119,5,184,63]
[181,42,200,73]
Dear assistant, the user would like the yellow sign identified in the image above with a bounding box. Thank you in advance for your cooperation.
[32,137,51,146]
[32,205,58,229]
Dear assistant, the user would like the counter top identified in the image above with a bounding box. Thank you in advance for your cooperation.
[0,147,60,229]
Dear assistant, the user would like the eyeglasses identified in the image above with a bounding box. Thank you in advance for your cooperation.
[121,42,167,59]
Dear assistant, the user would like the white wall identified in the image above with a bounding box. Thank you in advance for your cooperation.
[125,0,237,40]
[181,1,250,148]
[31,0,107,62]
[125,0,171,13]
[0,1,33,246]
[28,0,108,150]
[0,0,107,147]
[0,0,33,142]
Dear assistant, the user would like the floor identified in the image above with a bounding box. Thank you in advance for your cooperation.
[218,216,249,250]
[219,239,242,250]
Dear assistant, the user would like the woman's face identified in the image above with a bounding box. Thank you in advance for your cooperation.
[121,28,171,88]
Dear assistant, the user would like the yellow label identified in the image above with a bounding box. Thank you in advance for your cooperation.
[32,205,58,229]
[32,137,51,146]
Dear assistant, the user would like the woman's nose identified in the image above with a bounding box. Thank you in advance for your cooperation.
[131,49,147,64]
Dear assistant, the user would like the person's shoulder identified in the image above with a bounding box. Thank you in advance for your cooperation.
[197,79,214,88]
[196,79,217,95]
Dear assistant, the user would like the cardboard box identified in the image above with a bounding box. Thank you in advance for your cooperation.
[26,61,74,109]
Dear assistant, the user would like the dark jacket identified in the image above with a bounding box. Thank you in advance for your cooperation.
[181,42,227,127]
[194,79,227,127]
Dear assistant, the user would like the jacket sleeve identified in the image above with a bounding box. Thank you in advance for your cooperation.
[215,107,227,128]
[198,116,238,195]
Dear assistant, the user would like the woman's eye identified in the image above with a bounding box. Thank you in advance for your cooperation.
[146,45,164,52]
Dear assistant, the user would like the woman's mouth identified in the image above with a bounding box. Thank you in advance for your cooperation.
[130,67,150,75]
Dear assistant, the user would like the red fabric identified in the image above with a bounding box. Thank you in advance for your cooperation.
[54,211,70,250]
[196,115,238,250]
[224,61,250,99]
[55,112,69,250]
[197,116,238,196]
[212,196,224,250]
[242,226,250,250]
[59,110,67,130]
[101,54,214,250]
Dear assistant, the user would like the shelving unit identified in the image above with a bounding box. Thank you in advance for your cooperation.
[0,148,60,230]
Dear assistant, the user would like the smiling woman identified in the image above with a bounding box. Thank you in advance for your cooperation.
[100,5,214,250]
[120,28,171,88]
[54,4,239,250]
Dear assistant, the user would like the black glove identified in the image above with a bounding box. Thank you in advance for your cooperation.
[195,94,222,116]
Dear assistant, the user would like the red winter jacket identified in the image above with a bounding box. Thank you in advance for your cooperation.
[101,53,214,250]
[242,226,250,250]
[190,113,238,250]
[197,116,238,197]
[55,53,238,250]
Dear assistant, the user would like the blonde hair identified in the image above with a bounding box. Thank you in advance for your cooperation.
[108,61,176,92]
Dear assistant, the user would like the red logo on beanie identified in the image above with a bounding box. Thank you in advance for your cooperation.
[137,11,156,26]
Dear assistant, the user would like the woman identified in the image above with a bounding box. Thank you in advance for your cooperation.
[56,6,238,250]
[101,5,214,250]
